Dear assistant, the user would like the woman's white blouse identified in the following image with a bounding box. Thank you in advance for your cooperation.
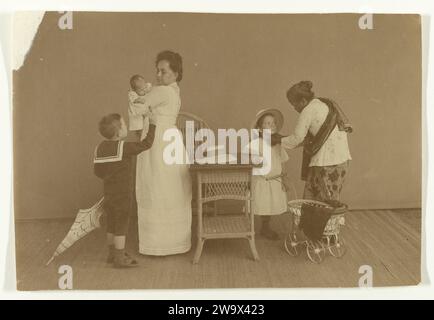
[281,98,352,167]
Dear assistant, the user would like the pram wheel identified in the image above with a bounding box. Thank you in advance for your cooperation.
[306,240,325,264]
[284,233,300,256]
[328,235,346,258]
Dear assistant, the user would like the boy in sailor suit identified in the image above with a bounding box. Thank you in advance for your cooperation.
[94,113,155,268]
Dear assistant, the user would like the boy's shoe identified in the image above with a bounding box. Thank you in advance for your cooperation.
[113,249,139,268]
[107,246,138,265]
[124,251,138,265]
[261,227,280,240]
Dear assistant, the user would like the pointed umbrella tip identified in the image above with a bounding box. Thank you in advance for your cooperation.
[45,256,54,266]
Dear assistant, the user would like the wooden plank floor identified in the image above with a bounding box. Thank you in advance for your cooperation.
[15,209,421,290]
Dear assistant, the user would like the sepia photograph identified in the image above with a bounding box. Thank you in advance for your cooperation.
[12,11,421,291]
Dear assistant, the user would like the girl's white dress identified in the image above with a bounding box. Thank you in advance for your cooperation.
[129,82,192,255]
[247,138,289,216]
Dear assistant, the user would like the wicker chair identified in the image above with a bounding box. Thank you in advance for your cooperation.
[176,111,210,147]
[176,112,218,215]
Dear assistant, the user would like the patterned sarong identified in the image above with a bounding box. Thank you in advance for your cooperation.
[303,161,349,202]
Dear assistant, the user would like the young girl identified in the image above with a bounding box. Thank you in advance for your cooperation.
[248,109,289,240]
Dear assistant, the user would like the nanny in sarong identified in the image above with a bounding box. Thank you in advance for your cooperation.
[280,81,352,202]
[129,50,192,255]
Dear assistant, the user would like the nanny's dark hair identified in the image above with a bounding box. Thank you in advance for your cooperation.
[156,50,183,82]
[286,80,315,106]
[98,113,122,139]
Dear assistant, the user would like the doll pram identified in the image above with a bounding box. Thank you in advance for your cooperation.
[284,199,347,264]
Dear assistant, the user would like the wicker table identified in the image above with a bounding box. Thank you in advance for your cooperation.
[190,163,260,264]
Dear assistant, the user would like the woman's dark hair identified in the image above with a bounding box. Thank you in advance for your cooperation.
[286,80,315,106]
[156,50,183,82]
[99,113,122,139]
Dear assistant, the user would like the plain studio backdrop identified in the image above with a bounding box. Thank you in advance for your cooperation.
[13,12,421,219]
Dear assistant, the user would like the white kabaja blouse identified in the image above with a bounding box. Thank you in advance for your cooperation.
[281,98,352,167]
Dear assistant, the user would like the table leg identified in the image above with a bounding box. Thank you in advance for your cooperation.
[193,238,205,264]
[248,236,260,261]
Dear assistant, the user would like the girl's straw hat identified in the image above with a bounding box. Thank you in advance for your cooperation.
[251,108,284,132]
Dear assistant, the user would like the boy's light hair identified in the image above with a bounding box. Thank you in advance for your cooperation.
[98,113,122,139]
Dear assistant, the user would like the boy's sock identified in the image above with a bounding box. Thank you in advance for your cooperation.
[113,235,126,250]
[112,235,138,268]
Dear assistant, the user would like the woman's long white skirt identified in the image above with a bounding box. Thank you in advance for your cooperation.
[136,124,192,255]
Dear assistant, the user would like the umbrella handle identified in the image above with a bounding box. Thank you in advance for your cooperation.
[45,256,55,266]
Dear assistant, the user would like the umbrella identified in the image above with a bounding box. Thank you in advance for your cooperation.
[46,197,105,266]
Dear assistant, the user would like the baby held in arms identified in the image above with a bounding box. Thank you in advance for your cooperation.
[128,74,153,139]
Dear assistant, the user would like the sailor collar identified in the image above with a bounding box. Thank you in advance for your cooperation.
[93,140,124,163]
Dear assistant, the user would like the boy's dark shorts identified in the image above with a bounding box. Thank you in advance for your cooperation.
[103,193,132,236]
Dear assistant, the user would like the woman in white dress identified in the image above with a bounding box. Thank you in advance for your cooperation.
[129,50,192,255]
